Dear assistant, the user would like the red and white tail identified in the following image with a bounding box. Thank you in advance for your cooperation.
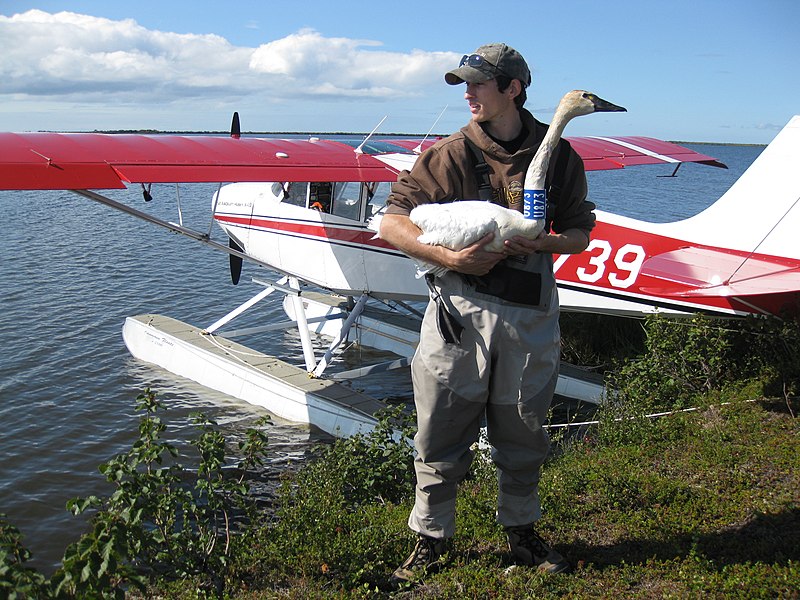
[556,116,800,318]
[596,115,800,254]
[670,115,800,258]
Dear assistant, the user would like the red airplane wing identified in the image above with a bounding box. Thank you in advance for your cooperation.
[0,133,411,190]
[569,136,727,171]
[0,131,724,191]
[640,246,800,298]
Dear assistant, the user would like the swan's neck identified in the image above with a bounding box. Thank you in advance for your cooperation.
[524,103,575,190]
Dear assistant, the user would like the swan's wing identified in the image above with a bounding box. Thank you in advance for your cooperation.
[411,201,501,250]
[412,260,448,279]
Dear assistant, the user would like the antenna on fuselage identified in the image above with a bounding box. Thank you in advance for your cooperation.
[413,105,448,154]
[355,115,387,154]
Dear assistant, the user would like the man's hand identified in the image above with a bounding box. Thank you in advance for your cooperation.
[503,228,591,256]
[447,232,506,275]
[502,231,547,256]
[379,213,518,276]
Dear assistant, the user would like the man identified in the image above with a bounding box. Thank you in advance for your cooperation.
[379,43,595,582]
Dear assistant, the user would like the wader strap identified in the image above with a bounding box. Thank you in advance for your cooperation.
[465,137,494,202]
[425,274,463,344]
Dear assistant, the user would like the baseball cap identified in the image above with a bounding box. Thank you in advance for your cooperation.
[445,43,531,87]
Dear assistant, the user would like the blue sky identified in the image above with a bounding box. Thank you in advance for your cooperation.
[1,0,797,143]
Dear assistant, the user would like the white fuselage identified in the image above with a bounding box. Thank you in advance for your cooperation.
[213,181,427,301]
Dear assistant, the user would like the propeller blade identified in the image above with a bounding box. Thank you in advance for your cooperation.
[229,238,243,285]
[230,112,241,139]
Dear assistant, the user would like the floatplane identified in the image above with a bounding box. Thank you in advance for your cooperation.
[1,113,799,437]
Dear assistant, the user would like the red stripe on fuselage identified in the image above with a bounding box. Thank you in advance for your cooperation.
[214,214,397,250]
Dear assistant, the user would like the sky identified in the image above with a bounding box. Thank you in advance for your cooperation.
[0,1,797,144]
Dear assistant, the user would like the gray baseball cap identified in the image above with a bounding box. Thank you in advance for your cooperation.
[445,43,531,86]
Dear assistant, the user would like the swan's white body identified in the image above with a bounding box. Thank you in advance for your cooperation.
[405,90,624,273]
[411,200,532,253]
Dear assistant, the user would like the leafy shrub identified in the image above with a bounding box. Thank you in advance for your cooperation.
[560,312,646,369]
[49,388,271,599]
[304,405,416,508]
[0,515,47,599]
[732,311,800,399]
[254,406,416,590]
[594,313,800,445]
[607,315,732,409]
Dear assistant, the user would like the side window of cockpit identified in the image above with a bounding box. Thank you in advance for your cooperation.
[309,182,332,212]
[331,181,362,221]
[284,182,309,207]
[365,181,392,221]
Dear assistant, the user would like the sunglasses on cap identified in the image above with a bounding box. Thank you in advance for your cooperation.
[458,53,511,78]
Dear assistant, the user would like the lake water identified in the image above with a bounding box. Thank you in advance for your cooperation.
[0,140,763,572]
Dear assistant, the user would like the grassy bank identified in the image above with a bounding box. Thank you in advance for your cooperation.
[2,314,799,598]
[216,397,798,599]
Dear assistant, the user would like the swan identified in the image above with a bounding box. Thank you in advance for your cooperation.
[407,90,626,272]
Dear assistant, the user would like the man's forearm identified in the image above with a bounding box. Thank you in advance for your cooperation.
[379,213,505,275]
[378,213,451,267]
[535,228,591,255]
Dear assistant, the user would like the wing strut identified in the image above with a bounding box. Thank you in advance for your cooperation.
[71,189,270,271]
[657,163,682,178]
[312,293,369,378]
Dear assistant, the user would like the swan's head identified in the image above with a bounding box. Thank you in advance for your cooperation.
[560,90,627,119]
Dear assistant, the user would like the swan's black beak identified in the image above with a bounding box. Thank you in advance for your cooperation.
[591,94,627,113]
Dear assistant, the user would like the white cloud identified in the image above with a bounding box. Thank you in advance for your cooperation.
[0,10,255,100]
[250,29,455,96]
[0,11,457,105]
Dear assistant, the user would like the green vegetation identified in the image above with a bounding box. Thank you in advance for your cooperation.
[2,390,272,599]
[2,314,799,598]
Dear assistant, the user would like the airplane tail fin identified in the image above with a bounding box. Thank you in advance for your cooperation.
[675,116,800,260]
[633,116,800,314]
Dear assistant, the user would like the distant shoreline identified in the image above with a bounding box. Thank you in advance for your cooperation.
[32,129,767,147]
[671,140,766,147]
